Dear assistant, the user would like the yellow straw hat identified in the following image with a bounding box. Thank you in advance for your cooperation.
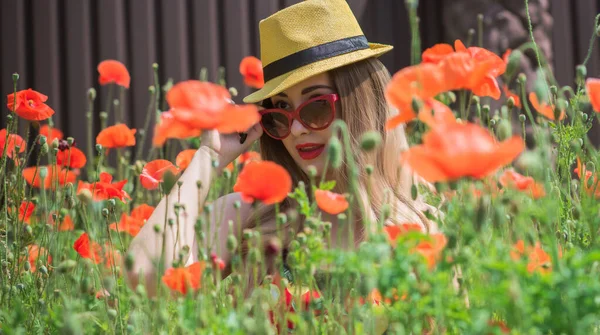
[243,0,393,104]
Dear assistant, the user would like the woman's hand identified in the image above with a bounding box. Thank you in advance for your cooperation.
[200,123,263,173]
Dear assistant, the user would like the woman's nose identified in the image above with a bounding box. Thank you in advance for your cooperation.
[289,118,309,137]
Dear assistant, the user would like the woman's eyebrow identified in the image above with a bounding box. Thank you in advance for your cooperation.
[301,85,334,95]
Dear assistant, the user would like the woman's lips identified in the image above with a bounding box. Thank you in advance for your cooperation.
[296,143,325,160]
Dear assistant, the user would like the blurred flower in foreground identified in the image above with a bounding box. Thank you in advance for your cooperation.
[162,262,206,295]
[233,161,292,204]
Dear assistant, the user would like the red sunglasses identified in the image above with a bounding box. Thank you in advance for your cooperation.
[259,93,339,140]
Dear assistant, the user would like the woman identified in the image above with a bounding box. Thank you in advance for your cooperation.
[127,0,432,294]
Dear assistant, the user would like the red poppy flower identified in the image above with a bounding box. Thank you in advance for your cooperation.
[239,56,264,89]
[39,125,63,143]
[95,289,110,300]
[210,253,226,270]
[73,232,103,264]
[233,161,292,204]
[384,223,424,245]
[529,92,565,121]
[175,149,196,170]
[77,172,130,202]
[586,78,600,112]
[26,245,52,273]
[510,240,560,274]
[97,60,131,89]
[417,99,456,128]
[502,85,522,108]
[109,204,154,236]
[6,89,55,121]
[96,124,136,149]
[502,49,512,64]
[421,44,455,63]
[139,159,180,190]
[56,146,87,169]
[314,189,348,215]
[104,244,122,270]
[574,157,600,198]
[18,201,35,224]
[152,111,202,147]
[23,165,77,189]
[0,129,26,159]
[167,80,260,133]
[402,122,525,182]
[499,169,545,199]
[162,261,206,295]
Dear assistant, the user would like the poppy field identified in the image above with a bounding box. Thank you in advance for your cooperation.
[4,10,600,335]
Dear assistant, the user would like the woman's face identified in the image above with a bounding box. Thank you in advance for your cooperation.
[270,72,336,175]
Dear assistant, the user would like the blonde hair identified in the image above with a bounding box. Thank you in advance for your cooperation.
[245,57,431,253]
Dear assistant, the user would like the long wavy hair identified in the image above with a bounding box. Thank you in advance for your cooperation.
[243,57,431,257]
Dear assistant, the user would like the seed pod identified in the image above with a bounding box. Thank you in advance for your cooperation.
[496,119,513,141]
[226,235,238,252]
[360,131,382,152]
[327,137,343,169]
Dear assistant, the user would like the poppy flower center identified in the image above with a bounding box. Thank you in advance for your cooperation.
[27,99,38,108]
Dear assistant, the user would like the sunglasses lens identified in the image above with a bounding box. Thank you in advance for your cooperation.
[299,98,334,129]
[261,112,290,138]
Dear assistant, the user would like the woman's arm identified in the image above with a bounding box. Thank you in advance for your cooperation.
[126,146,217,293]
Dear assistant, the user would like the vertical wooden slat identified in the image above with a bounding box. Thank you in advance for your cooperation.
[190,0,220,82]
[223,0,252,101]
[283,0,301,8]
[370,0,403,72]
[159,0,190,83]
[126,0,158,155]
[0,1,28,129]
[31,0,62,131]
[573,0,600,77]
[550,1,575,86]
[63,0,93,152]
[96,0,129,129]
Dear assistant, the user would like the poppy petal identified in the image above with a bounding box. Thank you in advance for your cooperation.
[314,189,349,215]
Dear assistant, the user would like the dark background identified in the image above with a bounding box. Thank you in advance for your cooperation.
[1,0,600,154]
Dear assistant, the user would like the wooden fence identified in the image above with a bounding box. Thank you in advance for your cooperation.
[1,0,600,154]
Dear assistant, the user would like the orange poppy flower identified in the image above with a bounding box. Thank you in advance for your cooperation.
[0,129,26,159]
[73,232,103,264]
[529,92,565,121]
[23,165,77,189]
[233,161,292,204]
[104,244,122,270]
[499,169,545,199]
[97,60,131,89]
[385,63,448,124]
[167,80,260,133]
[314,189,348,215]
[488,320,511,334]
[402,122,525,182]
[96,124,136,149]
[162,261,206,295]
[6,88,55,121]
[39,125,63,143]
[384,223,447,269]
[421,43,455,64]
[26,245,52,273]
[139,159,180,190]
[56,146,87,169]
[239,56,264,89]
[416,99,456,128]
[152,111,202,147]
[175,149,196,170]
[502,49,512,64]
[49,213,75,231]
[384,223,424,246]
[502,85,522,108]
[110,204,154,236]
[510,240,559,274]
[574,157,600,198]
[238,151,261,164]
[77,172,130,202]
[585,78,600,112]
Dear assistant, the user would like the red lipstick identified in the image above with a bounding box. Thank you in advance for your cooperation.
[296,143,325,160]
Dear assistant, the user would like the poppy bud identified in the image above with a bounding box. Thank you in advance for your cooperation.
[519,114,526,123]
[99,112,108,121]
[12,73,19,82]
[306,217,319,230]
[248,248,261,264]
[67,137,75,146]
[242,229,253,240]
[39,265,48,276]
[95,144,103,154]
[24,260,31,271]
[365,164,374,175]
[360,131,382,152]
[77,188,93,204]
[327,137,343,169]
[153,224,161,233]
[226,235,238,252]
[38,166,48,179]
[307,165,317,177]
[506,49,522,76]
[37,135,47,146]
[107,308,118,319]
[337,213,347,225]
[57,260,77,273]
[229,87,238,97]
[576,65,587,85]
[296,232,307,244]
[506,97,515,109]
[411,184,418,200]
[496,119,512,141]
[223,169,232,179]
[101,208,110,218]
[40,143,49,155]
[582,112,589,121]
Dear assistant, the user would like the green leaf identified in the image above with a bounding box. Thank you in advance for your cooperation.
[318,180,336,191]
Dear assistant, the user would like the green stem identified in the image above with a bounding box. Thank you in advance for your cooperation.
[135,89,157,162]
